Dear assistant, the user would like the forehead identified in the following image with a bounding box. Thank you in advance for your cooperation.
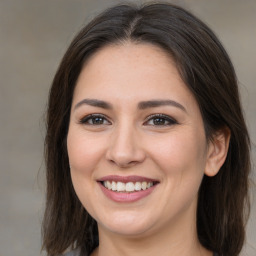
[73,42,197,110]
[84,41,175,67]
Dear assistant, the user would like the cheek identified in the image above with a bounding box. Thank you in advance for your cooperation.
[67,129,105,215]
[148,129,207,180]
[67,130,104,200]
[149,130,207,214]
[67,129,105,173]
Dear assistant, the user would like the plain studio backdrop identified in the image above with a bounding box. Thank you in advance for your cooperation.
[0,0,255,255]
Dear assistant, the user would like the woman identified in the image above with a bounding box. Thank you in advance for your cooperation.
[42,2,251,256]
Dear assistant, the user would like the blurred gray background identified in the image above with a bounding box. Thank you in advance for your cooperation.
[0,0,255,255]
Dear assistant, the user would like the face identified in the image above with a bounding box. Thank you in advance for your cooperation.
[67,43,211,238]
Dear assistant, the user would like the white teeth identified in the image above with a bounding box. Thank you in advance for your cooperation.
[135,182,142,191]
[126,182,135,192]
[106,180,111,190]
[117,181,126,192]
[147,182,153,188]
[141,181,147,190]
[111,181,117,191]
[103,180,154,192]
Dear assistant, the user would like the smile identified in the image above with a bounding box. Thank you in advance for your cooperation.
[98,175,159,202]
[102,181,154,192]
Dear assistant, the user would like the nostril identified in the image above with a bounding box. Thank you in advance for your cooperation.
[107,157,140,168]
[105,136,146,167]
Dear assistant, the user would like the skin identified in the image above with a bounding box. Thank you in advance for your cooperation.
[67,42,230,256]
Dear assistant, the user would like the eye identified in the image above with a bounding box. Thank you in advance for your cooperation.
[79,114,111,125]
[144,114,177,126]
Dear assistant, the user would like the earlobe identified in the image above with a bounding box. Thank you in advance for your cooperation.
[204,127,231,177]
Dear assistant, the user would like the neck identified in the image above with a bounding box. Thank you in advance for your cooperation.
[91,206,212,256]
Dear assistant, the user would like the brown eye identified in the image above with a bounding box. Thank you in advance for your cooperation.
[144,114,177,126]
[152,117,168,125]
[80,114,111,125]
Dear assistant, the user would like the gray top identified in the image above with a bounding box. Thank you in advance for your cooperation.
[62,249,80,256]
[63,249,219,256]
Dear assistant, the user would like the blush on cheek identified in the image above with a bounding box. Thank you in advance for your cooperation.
[67,135,97,169]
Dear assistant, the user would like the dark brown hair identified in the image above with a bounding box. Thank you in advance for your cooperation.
[42,2,251,256]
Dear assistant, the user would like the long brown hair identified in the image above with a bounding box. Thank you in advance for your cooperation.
[42,2,251,256]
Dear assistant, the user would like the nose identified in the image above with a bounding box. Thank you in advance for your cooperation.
[106,123,146,168]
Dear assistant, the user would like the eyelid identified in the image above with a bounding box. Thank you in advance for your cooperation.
[78,113,177,126]
[79,113,111,125]
[144,113,177,126]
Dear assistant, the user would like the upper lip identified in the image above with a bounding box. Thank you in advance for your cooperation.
[98,175,159,183]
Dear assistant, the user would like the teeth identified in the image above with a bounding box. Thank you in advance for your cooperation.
[111,181,117,191]
[117,181,126,192]
[106,181,111,190]
[103,181,154,192]
[147,182,153,188]
[126,182,135,192]
[135,182,142,191]
[141,181,147,190]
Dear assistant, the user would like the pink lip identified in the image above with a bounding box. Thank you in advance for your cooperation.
[97,175,159,203]
[98,175,158,183]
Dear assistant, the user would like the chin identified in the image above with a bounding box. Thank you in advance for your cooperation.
[100,221,154,237]
[95,209,159,237]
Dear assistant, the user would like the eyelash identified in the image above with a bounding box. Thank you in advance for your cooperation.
[79,113,177,126]
[144,114,177,126]
[79,114,110,125]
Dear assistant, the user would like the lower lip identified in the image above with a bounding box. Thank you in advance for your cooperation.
[98,182,157,203]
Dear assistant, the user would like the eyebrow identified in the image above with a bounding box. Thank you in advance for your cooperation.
[74,99,113,110]
[138,100,186,112]
[74,98,186,112]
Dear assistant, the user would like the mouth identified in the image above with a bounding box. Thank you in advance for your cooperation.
[100,180,158,192]
[97,175,159,198]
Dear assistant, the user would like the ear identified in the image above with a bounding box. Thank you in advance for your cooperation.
[204,127,231,177]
